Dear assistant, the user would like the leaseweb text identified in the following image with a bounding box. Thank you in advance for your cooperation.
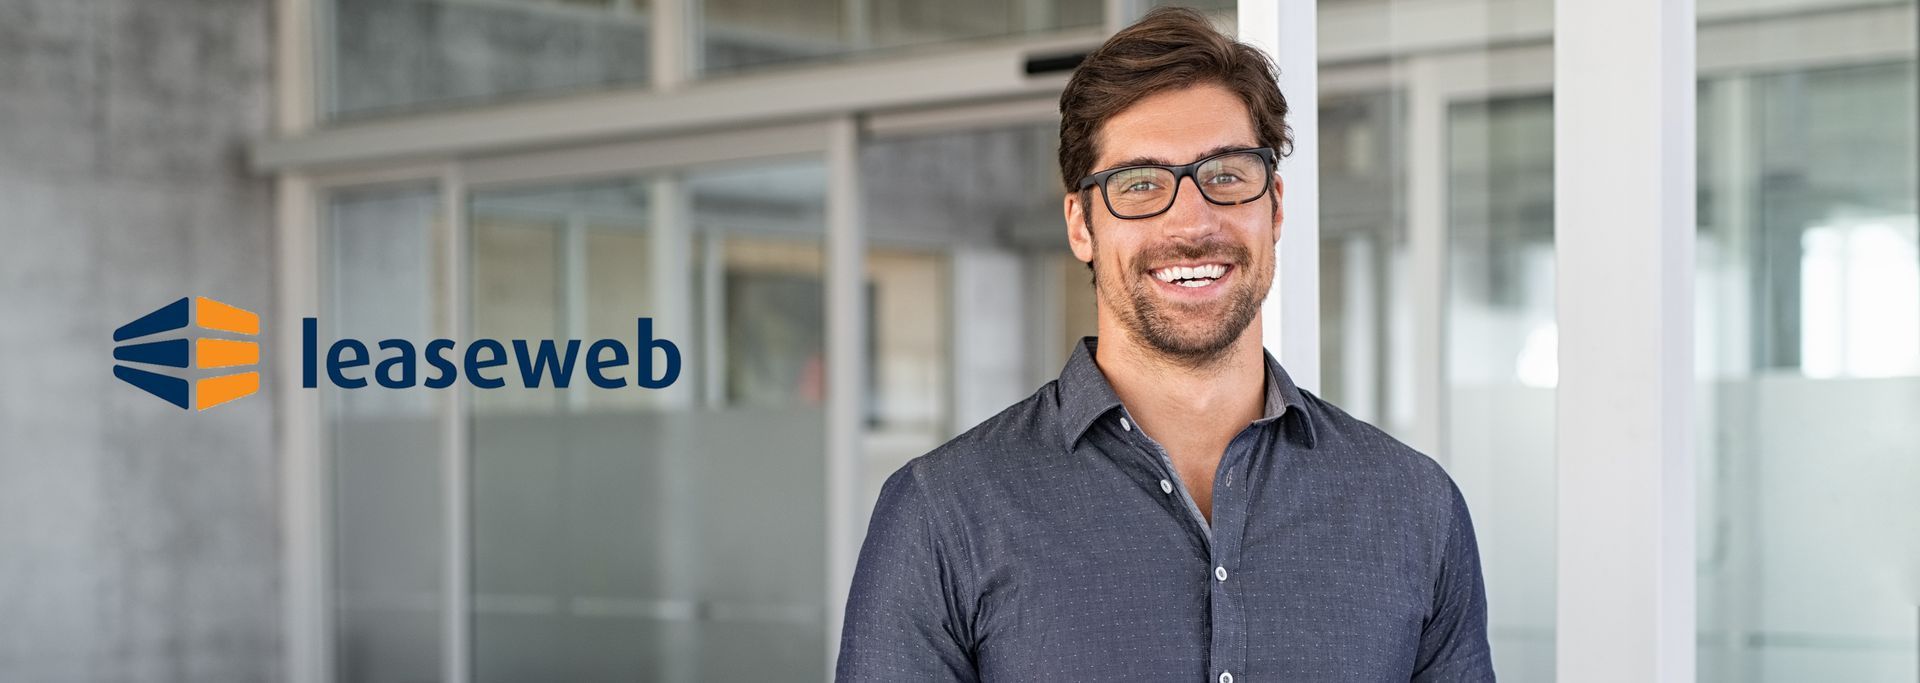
[300,318,681,389]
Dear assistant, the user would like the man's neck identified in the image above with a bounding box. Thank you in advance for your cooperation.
[1092,322,1268,453]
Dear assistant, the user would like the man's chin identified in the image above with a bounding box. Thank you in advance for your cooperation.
[1134,295,1263,360]
[1136,320,1244,358]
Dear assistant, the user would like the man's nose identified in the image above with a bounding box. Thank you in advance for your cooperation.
[1160,175,1223,236]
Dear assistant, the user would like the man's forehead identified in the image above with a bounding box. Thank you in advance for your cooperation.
[1091,83,1257,169]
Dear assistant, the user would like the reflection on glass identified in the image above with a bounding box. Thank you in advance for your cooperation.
[855,123,1096,514]
[720,239,826,407]
[1798,220,1919,378]
[867,249,949,437]
[698,0,1103,74]
[325,0,652,119]
[1315,3,1556,678]
[1318,91,1401,432]
[324,185,446,683]
[1697,49,1920,680]
[1152,0,1233,10]
[466,163,829,682]
[1446,95,1557,681]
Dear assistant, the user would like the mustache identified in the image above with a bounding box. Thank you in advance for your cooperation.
[1132,238,1252,272]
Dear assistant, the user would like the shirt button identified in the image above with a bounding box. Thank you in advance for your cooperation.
[1220,672,1234,683]
[1215,566,1229,581]
[1119,416,1132,431]
[1159,479,1173,494]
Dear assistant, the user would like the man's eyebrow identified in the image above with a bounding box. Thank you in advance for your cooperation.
[1101,144,1259,171]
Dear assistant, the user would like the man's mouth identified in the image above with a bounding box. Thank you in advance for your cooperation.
[1149,263,1231,288]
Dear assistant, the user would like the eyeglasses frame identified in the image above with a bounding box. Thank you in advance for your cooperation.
[1074,146,1279,220]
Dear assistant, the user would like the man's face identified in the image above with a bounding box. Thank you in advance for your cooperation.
[1065,83,1283,365]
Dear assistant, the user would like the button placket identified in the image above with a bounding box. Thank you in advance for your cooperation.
[1105,414,1210,555]
[1207,425,1265,683]
[1134,436,1211,546]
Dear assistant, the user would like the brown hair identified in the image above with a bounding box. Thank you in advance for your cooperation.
[1057,7,1293,192]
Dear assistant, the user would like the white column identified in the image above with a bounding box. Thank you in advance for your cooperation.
[842,0,872,51]
[1241,0,1322,392]
[1403,57,1447,457]
[651,0,696,88]
[823,115,866,676]
[438,164,473,683]
[701,231,728,410]
[274,0,316,133]
[650,176,697,409]
[272,0,322,676]
[1554,0,1696,679]
[277,173,327,683]
[950,247,1029,430]
[1338,235,1379,423]
[1104,0,1148,33]
[561,213,588,412]
[647,174,700,683]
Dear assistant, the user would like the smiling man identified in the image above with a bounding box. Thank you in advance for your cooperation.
[836,8,1493,682]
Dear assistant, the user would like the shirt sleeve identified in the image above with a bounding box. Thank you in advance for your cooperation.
[836,465,978,682]
[1411,482,1496,682]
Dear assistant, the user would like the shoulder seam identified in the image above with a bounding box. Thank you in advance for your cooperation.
[904,460,980,647]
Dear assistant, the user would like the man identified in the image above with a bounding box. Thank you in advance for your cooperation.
[837,8,1493,682]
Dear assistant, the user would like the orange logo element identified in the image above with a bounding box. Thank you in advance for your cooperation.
[112,297,261,410]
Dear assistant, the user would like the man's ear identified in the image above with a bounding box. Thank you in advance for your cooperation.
[1065,191,1096,264]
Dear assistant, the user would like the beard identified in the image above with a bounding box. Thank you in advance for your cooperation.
[1092,231,1272,367]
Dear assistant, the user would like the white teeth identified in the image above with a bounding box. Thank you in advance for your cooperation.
[1151,263,1228,283]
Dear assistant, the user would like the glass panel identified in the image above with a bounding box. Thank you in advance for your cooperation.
[1696,3,1920,677]
[865,248,948,436]
[323,184,446,683]
[698,0,1106,75]
[319,0,1251,116]
[1317,91,1401,432]
[1317,3,1556,679]
[325,0,652,120]
[856,123,1096,509]
[1445,94,1557,679]
[718,238,825,408]
[466,161,830,682]
[1151,0,1234,12]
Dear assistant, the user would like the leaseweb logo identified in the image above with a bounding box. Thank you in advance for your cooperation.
[297,318,680,390]
[113,297,683,409]
[113,297,262,410]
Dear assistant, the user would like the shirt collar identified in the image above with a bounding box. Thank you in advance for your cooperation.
[1056,336,1318,449]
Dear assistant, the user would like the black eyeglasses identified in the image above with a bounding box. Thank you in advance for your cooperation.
[1076,147,1277,220]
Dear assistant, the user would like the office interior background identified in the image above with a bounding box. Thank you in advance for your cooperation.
[0,0,1915,680]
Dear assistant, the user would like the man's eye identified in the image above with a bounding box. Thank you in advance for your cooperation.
[1120,179,1160,193]
[1207,173,1244,185]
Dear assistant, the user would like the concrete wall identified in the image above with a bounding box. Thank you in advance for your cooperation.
[0,0,279,680]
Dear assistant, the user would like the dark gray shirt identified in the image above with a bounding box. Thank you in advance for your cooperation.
[837,337,1493,682]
